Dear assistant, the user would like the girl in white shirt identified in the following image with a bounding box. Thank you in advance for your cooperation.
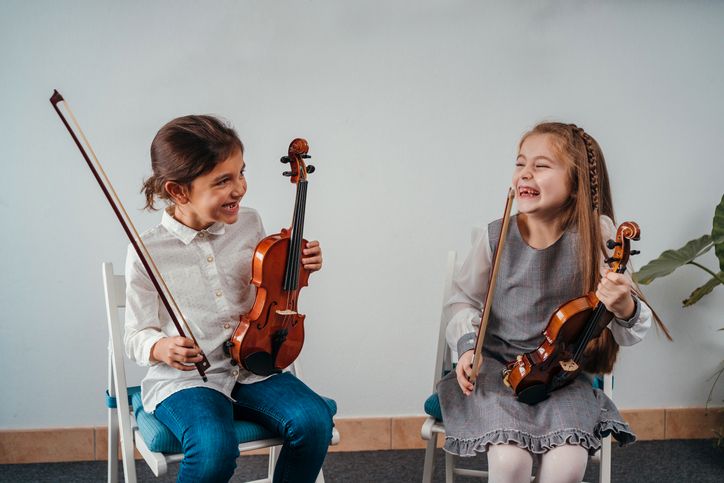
[125,115,333,483]
[438,122,669,483]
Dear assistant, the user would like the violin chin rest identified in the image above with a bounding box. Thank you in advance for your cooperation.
[516,384,549,406]
[243,351,283,377]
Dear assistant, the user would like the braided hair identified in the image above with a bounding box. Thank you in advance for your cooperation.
[569,124,600,212]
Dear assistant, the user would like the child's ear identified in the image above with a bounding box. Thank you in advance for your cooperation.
[164,181,190,204]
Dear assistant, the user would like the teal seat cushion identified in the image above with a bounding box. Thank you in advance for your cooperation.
[130,389,337,454]
[424,393,442,421]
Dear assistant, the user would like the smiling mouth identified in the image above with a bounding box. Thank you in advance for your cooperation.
[222,201,239,210]
[518,187,540,198]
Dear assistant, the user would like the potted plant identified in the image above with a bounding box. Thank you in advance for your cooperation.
[634,194,723,447]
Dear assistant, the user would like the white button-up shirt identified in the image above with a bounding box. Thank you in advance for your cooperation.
[124,206,269,412]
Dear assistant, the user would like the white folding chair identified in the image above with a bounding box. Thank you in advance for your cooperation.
[103,262,339,483]
[421,249,612,483]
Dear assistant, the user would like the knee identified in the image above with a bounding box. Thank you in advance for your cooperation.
[283,402,334,450]
[487,444,533,482]
[183,424,239,481]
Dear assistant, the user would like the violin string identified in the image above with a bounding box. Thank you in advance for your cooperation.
[287,180,307,330]
[284,175,306,331]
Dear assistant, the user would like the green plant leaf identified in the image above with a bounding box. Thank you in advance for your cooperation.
[713,194,724,272]
[682,272,724,306]
[633,234,713,284]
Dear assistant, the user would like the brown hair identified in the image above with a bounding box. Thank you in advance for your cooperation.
[519,122,670,373]
[142,115,244,210]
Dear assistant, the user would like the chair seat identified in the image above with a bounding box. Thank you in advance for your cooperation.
[129,388,337,454]
[424,393,442,421]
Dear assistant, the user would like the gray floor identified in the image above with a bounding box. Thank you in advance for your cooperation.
[1,440,722,482]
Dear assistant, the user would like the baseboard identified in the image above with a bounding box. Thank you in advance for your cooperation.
[1,408,721,464]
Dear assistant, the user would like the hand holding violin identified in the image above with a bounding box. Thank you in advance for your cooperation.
[596,272,636,320]
[302,240,323,272]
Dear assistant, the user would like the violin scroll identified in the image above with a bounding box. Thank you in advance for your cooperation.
[604,221,640,273]
[282,138,315,183]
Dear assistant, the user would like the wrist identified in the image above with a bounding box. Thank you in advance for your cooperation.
[614,295,641,328]
[618,295,636,320]
[150,339,162,363]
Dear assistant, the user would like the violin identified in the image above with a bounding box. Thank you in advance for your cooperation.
[502,221,640,405]
[224,139,315,376]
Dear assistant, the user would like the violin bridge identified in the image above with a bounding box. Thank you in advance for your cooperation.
[275,309,298,316]
[559,359,579,372]
[501,368,512,388]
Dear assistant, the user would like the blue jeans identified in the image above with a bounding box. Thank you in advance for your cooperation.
[155,373,334,483]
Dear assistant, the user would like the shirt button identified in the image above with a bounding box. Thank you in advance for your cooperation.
[224,323,230,329]
[207,256,214,262]
[198,232,205,238]
[233,370,239,377]
[216,290,223,297]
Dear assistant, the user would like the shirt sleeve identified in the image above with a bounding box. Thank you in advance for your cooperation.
[444,227,492,356]
[599,215,652,346]
[255,209,266,239]
[124,244,165,366]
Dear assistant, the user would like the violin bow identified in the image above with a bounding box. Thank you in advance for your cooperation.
[50,90,211,381]
[469,187,515,383]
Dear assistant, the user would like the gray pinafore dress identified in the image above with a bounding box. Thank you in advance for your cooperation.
[437,216,635,456]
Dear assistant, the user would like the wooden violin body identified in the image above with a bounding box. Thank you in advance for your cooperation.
[225,138,314,376]
[226,229,309,375]
[504,292,614,404]
[503,221,640,405]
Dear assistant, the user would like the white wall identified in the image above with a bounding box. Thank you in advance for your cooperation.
[1,0,723,429]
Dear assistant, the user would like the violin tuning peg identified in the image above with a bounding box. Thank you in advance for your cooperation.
[302,154,311,159]
[604,256,621,264]
[306,165,315,174]
[280,156,291,164]
[606,239,621,249]
[282,171,293,177]
[631,250,641,256]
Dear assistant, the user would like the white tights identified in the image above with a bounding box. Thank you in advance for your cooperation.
[486,444,588,483]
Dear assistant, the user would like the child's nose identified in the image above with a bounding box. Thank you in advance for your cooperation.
[232,179,246,195]
[519,164,533,179]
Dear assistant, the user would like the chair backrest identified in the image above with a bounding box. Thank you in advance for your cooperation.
[431,251,457,392]
[431,228,481,391]
[103,262,139,482]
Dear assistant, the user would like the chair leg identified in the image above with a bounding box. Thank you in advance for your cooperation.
[599,435,611,483]
[445,451,455,483]
[315,468,325,483]
[422,432,438,483]
[267,445,279,480]
[108,407,118,483]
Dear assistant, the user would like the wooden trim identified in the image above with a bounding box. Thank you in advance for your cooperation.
[1,408,722,464]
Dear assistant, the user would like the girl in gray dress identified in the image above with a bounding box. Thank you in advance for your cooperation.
[438,122,667,483]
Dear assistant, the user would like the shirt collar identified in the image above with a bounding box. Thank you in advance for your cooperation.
[161,207,226,245]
